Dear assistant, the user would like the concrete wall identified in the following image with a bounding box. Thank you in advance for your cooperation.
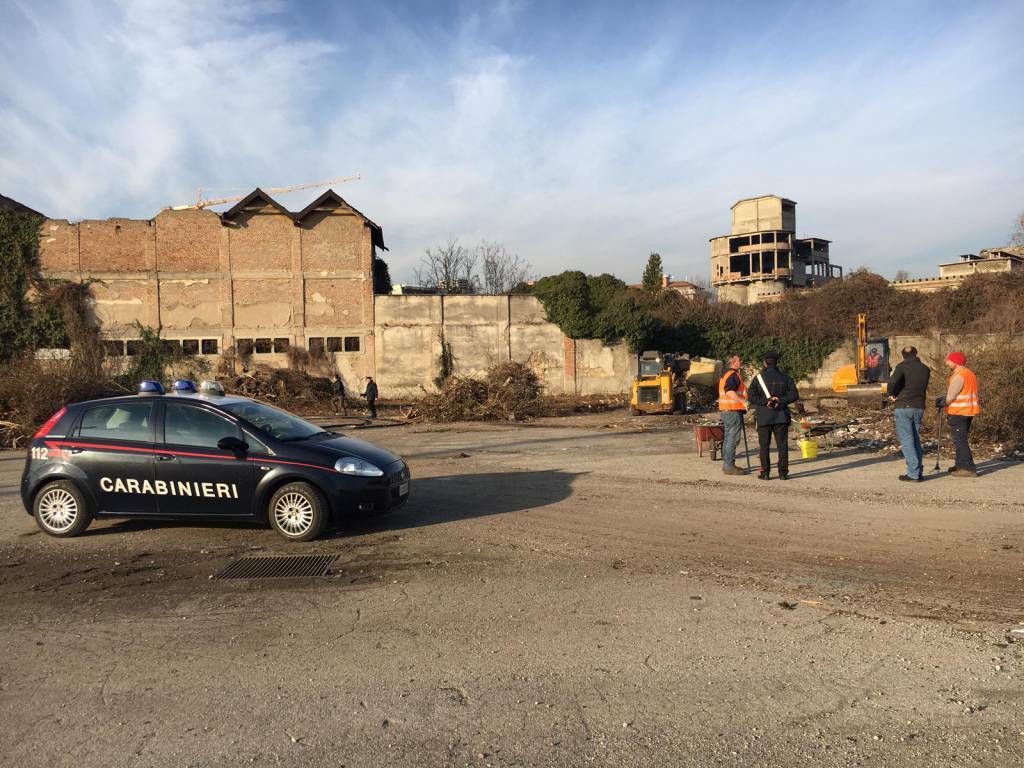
[799,345,855,390]
[373,294,635,398]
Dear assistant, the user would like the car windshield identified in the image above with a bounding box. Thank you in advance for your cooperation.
[220,401,328,442]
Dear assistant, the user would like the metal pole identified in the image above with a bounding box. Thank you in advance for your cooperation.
[741,414,752,473]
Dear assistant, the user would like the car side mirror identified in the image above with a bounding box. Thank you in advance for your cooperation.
[217,436,247,453]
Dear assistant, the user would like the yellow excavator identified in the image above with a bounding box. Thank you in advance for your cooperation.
[831,313,889,405]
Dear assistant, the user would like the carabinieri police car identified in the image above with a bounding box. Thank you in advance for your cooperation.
[20,379,410,541]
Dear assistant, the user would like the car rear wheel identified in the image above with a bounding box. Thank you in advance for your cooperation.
[34,480,92,537]
[268,482,327,542]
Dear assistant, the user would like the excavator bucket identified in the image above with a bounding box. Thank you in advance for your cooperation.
[831,364,858,394]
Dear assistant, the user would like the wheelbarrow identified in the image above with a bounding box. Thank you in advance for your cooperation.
[694,423,724,460]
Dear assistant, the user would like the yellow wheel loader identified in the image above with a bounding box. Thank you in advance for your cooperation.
[630,352,722,415]
[631,351,687,415]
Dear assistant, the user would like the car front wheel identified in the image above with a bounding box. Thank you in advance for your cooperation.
[34,480,92,537]
[268,482,328,542]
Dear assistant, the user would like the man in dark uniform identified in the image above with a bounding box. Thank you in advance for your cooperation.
[746,350,799,480]
[362,376,379,419]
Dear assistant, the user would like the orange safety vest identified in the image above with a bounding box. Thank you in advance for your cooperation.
[718,369,748,411]
[947,366,980,416]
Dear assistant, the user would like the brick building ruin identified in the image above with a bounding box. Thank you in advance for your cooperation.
[38,188,383,385]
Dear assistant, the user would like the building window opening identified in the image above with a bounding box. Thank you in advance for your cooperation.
[308,337,325,354]
[729,236,749,254]
[729,255,750,277]
[201,339,219,355]
[343,336,361,353]
[162,340,182,354]
[273,338,290,353]
[254,338,272,354]
[104,340,125,357]
[126,340,142,356]
[762,252,775,272]
[762,232,775,244]
[236,338,253,355]
[181,339,199,355]
[326,337,342,353]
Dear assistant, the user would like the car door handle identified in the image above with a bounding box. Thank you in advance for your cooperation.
[155,454,176,462]
[69,448,84,454]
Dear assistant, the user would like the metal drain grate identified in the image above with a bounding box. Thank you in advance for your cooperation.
[214,554,336,580]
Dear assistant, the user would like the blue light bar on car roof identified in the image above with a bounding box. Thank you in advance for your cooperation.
[138,380,165,396]
[172,379,197,394]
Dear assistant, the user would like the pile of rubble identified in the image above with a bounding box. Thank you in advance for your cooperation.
[223,367,333,413]
[417,362,545,422]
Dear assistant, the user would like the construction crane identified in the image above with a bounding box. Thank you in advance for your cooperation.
[168,174,361,210]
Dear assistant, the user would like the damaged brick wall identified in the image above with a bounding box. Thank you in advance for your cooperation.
[37,197,376,388]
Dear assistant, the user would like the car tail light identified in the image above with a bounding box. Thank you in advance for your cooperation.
[34,407,67,438]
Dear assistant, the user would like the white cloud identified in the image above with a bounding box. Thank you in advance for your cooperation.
[1,1,1021,284]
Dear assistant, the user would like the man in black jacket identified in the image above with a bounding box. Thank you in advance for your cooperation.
[746,351,800,480]
[362,376,379,419]
[887,346,931,481]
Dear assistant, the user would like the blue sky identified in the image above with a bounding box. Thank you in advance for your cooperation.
[1,0,1022,282]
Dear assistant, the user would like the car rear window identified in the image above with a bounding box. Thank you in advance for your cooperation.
[79,403,154,443]
[164,403,240,448]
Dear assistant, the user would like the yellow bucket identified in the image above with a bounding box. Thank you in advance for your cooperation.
[799,439,818,460]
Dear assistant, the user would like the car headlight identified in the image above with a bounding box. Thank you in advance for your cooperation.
[334,457,384,477]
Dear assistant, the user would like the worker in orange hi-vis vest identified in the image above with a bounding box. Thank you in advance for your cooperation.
[718,355,748,476]
[936,351,980,477]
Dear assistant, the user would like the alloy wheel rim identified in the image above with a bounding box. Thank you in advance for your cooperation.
[38,489,78,532]
[274,492,314,536]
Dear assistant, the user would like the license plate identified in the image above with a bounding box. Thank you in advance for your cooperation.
[398,481,409,496]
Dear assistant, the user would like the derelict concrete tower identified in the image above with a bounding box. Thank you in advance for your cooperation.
[710,195,841,304]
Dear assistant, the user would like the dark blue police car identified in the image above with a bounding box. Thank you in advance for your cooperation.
[20,379,410,541]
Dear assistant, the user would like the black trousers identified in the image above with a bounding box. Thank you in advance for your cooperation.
[367,398,377,418]
[947,415,975,471]
[757,424,789,475]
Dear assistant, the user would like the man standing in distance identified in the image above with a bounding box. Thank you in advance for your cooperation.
[937,351,980,477]
[718,355,748,476]
[746,351,799,480]
[362,376,379,419]
[888,346,931,481]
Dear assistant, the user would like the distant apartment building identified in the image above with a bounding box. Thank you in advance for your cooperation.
[710,195,842,305]
[892,248,1024,293]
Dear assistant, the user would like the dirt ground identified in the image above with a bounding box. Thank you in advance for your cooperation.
[1,410,1022,767]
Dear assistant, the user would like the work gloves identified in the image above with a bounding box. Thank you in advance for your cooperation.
[934,396,946,409]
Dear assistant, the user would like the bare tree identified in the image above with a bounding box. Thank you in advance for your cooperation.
[893,269,910,281]
[476,240,530,294]
[414,238,479,293]
[1011,210,1024,248]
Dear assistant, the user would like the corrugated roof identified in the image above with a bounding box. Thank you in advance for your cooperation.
[219,188,386,250]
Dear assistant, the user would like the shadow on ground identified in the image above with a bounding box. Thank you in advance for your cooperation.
[342,469,579,535]
[73,470,578,540]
